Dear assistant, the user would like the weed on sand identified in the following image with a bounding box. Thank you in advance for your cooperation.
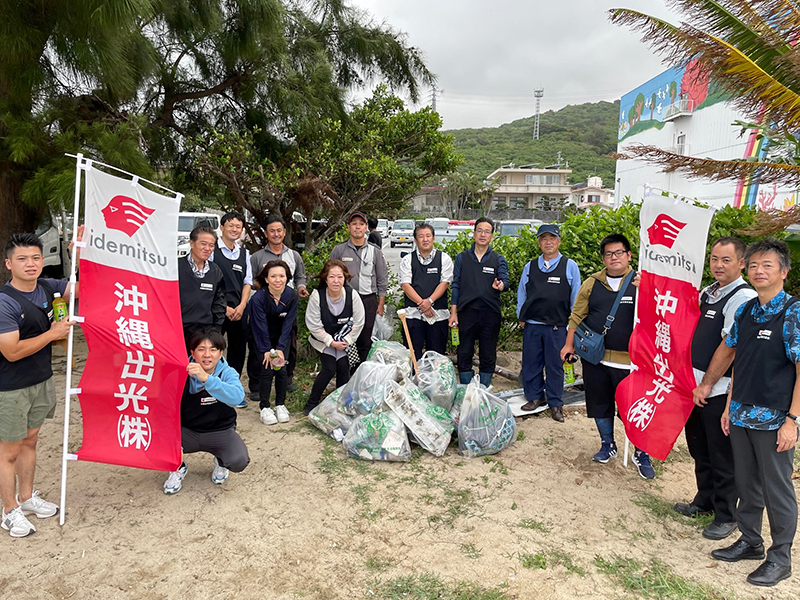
[632,492,714,529]
[370,572,508,600]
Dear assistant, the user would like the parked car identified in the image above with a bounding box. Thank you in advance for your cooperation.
[376,218,390,238]
[497,220,543,238]
[178,212,221,257]
[390,219,416,247]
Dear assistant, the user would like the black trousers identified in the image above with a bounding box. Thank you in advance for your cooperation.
[730,424,798,566]
[222,315,246,375]
[286,318,298,380]
[305,353,350,413]
[357,293,378,363]
[259,362,288,409]
[581,360,630,419]
[180,426,250,472]
[456,307,502,375]
[402,317,448,361]
[684,394,737,523]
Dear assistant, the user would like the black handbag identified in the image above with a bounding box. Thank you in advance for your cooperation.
[574,270,634,365]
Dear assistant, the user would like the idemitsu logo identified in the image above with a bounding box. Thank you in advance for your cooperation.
[647,214,687,249]
[101,195,155,237]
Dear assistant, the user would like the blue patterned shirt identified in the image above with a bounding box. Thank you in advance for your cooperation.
[725,290,800,429]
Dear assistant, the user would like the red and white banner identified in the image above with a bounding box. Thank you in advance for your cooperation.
[76,168,186,470]
[616,196,714,460]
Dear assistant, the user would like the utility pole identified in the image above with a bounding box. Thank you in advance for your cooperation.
[533,88,544,140]
[430,87,444,113]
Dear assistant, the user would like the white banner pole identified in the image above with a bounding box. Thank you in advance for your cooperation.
[59,152,85,526]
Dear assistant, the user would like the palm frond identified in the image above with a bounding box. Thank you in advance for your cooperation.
[616,143,800,187]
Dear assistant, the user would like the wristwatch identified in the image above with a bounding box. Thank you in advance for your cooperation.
[788,413,799,423]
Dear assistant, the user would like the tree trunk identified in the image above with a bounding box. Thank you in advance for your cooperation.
[0,162,40,284]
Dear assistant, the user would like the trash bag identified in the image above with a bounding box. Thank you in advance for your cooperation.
[416,351,457,411]
[371,311,394,341]
[457,378,517,458]
[450,384,467,425]
[343,410,411,462]
[339,360,398,416]
[367,340,413,379]
[383,379,453,457]
[308,386,353,442]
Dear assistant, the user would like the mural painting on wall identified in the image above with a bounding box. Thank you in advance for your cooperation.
[618,60,717,141]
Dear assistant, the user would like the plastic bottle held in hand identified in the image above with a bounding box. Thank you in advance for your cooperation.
[563,360,575,384]
[269,349,283,370]
[450,324,460,347]
[52,293,68,322]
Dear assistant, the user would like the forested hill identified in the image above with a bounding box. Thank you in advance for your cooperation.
[446,100,619,186]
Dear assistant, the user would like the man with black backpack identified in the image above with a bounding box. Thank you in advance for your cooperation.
[560,233,656,479]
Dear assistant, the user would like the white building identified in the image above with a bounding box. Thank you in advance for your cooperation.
[487,164,572,210]
[615,62,799,211]
[570,176,615,208]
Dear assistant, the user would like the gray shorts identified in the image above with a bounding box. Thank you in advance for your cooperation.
[0,378,56,442]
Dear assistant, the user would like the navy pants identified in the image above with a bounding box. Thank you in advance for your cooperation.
[403,317,448,360]
[521,324,567,408]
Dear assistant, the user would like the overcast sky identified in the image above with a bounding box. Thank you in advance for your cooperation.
[349,0,682,130]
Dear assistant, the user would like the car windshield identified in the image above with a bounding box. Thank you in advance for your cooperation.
[377,219,388,227]
[179,216,217,232]
[395,220,414,230]
[500,223,527,236]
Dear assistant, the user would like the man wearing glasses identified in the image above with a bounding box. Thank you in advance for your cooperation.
[449,217,509,388]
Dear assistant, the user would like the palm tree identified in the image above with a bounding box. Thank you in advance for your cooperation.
[609,0,800,188]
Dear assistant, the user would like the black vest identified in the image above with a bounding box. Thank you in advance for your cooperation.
[405,251,448,310]
[518,256,572,326]
[214,245,247,307]
[179,258,225,327]
[180,377,237,433]
[732,297,798,411]
[0,280,55,391]
[691,284,750,375]
[457,249,501,313]
[319,286,354,336]
[582,275,637,353]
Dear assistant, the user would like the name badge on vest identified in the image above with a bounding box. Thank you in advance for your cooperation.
[279,312,287,317]
[342,257,354,262]
[232,264,243,272]
[200,396,218,405]
[547,276,561,284]
[757,329,773,340]
[337,317,349,324]
[704,309,717,319]
[200,283,214,291]
[427,267,439,274]
[482,266,495,275]
[621,296,633,304]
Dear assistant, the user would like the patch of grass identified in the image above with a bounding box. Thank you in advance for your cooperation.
[460,543,482,559]
[483,456,508,475]
[548,549,585,576]
[595,555,729,599]
[371,572,508,600]
[542,436,553,446]
[516,430,526,441]
[427,487,477,528]
[510,502,517,510]
[351,483,381,521]
[665,444,693,463]
[317,440,351,482]
[513,551,547,570]
[602,514,656,542]
[517,518,549,533]
[632,492,714,529]
[365,556,395,572]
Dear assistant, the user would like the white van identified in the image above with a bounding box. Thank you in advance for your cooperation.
[390,219,416,247]
[177,213,221,257]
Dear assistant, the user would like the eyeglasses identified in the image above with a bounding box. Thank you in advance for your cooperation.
[475,228,493,235]
[603,249,628,259]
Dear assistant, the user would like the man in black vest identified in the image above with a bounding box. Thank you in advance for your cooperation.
[0,234,75,537]
[678,237,756,540]
[696,239,800,588]
[561,233,655,479]
[516,224,581,422]
[449,217,509,388]
[163,329,249,495]
[399,224,453,358]
[210,212,252,376]
[178,225,227,354]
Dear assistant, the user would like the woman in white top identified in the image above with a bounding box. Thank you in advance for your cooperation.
[303,259,364,414]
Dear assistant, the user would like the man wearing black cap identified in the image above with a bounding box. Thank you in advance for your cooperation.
[516,224,581,422]
[329,212,388,362]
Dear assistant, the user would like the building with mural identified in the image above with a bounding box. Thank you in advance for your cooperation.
[615,60,799,212]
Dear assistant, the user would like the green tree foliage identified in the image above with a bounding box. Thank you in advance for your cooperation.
[610,1,800,187]
[192,86,461,252]
[447,101,619,186]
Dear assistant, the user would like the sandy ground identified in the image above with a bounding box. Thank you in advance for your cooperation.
[2,331,799,600]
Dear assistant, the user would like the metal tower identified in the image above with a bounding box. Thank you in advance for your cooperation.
[533,88,544,140]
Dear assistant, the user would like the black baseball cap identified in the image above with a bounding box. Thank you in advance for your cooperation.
[348,212,367,223]
[537,224,561,238]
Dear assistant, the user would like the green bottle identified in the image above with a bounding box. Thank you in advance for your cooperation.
[563,360,575,384]
[270,349,282,370]
[52,293,68,322]
[450,325,459,347]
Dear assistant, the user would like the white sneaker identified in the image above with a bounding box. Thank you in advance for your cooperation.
[276,405,290,423]
[17,490,58,519]
[163,462,188,495]
[1,507,36,538]
[211,457,229,485]
[260,407,277,425]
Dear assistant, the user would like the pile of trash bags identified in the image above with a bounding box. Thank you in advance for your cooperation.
[308,349,517,461]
